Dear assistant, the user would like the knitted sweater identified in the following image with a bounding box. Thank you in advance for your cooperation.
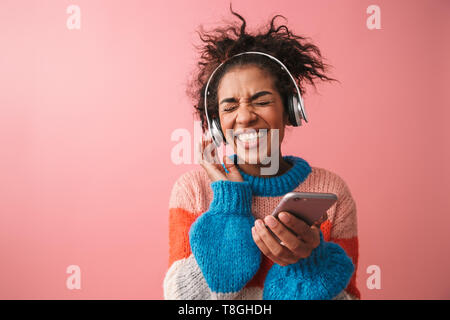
[163,155,360,300]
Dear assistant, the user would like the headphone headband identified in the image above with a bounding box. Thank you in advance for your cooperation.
[203,51,308,146]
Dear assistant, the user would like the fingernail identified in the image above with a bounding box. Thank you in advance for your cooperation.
[279,212,289,222]
[255,219,264,229]
[265,216,277,228]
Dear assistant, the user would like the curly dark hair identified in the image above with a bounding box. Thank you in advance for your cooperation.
[186,4,338,132]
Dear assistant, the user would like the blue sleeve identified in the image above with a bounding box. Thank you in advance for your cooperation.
[189,180,261,294]
[263,231,354,300]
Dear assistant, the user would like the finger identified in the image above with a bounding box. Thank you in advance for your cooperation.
[251,226,276,261]
[203,139,217,163]
[198,139,229,181]
[252,226,291,266]
[198,148,225,180]
[201,161,226,181]
[200,134,215,163]
[278,212,318,246]
[264,215,310,258]
[200,137,209,162]
[197,141,204,164]
[309,225,321,248]
[313,212,328,228]
[208,138,220,163]
[254,219,291,264]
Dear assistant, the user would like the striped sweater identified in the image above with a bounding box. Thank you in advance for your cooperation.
[164,155,360,300]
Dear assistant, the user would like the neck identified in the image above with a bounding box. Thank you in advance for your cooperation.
[234,154,312,196]
[237,154,292,177]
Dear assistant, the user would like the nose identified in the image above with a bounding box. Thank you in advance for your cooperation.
[235,105,257,126]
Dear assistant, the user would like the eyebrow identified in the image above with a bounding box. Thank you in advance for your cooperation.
[219,91,273,105]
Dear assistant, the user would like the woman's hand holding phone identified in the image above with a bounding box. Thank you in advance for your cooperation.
[251,212,322,266]
[198,136,244,182]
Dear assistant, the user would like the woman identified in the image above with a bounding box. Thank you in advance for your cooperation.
[164,8,360,300]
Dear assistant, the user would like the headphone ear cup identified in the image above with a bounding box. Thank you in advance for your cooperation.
[296,93,308,123]
[210,118,225,147]
[285,95,300,126]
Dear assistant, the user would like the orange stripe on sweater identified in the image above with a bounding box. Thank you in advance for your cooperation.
[332,237,360,299]
[168,208,198,268]
[320,220,332,241]
[324,219,360,298]
[245,256,274,288]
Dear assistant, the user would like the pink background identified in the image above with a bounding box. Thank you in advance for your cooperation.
[1,0,449,299]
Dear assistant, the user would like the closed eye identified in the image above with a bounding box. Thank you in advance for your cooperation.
[222,101,272,111]
[223,105,238,112]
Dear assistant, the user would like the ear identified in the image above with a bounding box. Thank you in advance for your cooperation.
[283,110,292,126]
[281,94,293,126]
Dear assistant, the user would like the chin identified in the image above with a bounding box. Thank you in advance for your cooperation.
[234,144,272,166]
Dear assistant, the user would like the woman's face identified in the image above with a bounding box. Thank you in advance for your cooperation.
[217,65,288,164]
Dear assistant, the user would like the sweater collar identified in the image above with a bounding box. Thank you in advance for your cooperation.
[231,155,312,197]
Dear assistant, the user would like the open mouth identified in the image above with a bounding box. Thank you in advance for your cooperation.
[234,129,269,150]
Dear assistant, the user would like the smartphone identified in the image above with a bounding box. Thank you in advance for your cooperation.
[272,192,338,226]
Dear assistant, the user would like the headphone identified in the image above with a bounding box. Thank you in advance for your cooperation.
[204,51,308,147]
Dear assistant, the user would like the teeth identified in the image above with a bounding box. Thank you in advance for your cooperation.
[236,130,267,142]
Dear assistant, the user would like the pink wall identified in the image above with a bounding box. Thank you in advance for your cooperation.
[0,0,449,299]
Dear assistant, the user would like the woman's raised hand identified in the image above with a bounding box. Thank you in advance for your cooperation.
[198,136,244,182]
